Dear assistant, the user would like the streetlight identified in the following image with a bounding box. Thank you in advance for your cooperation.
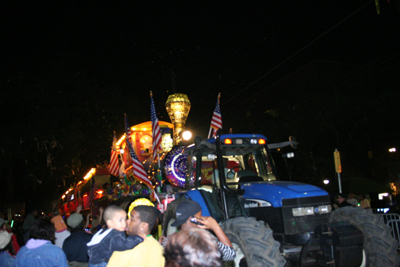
[323,179,330,185]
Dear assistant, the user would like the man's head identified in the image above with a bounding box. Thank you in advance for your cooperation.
[164,228,222,267]
[337,194,347,204]
[67,213,84,232]
[103,205,127,232]
[29,218,55,241]
[31,209,39,218]
[127,205,160,236]
[348,193,355,199]
[171,200,202,230]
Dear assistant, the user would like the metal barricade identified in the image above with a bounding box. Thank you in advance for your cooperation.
[378,213,400,249]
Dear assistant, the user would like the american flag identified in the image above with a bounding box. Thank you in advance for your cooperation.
[109,131,120,177]
[150,92,162,159]
[124,113,132,140]
[124,114,156,199]
[208,93,222,138]
[89,176,97,208]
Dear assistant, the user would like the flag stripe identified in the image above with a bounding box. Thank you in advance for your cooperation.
[151,95,162,158]
[125,114,156,200]
[89,177,97,207]
[109,132,120,177]
[209,96,222,138]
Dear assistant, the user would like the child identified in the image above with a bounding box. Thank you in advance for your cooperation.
[50,208,70,248]
[86,205,144,267]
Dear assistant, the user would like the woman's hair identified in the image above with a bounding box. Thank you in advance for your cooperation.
[164,228,223,267]
[29,218,55,242]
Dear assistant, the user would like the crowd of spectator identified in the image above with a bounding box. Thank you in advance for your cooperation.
[0,198,234,267]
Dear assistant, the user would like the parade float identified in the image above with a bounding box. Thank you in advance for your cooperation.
[58,92,192,216]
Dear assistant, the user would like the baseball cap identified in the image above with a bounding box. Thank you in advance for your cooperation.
[67,213,84,228]
[0,231,13,249]
[171,200,202,227]
[0,218,7,226]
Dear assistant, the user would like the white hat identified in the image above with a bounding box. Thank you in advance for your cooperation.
[0,231,13,249]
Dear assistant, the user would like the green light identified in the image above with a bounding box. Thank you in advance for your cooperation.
[11,220,14,228]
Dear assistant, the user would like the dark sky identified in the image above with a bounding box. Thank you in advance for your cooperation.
[1,1,400,207]
[1,0,400,142]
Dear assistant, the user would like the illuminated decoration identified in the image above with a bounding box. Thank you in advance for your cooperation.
[127,198,155,218]
[84,168,96,180]
[164,146,193,188]
[162,134,173,152]
[389,148,396,153]
[116,135,126,146]
[181,130,192,141]
[165,93,191,146]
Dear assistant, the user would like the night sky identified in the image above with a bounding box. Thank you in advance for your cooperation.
[1,1,400,206]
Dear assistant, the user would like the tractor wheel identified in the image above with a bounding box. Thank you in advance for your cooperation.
[162,197,187,236]
[220,217,286,267]
[330,207,400,267]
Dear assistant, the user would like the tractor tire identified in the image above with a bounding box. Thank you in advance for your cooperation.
[330,207,400,267]
[162,197,187,236]
[220,217,286,267]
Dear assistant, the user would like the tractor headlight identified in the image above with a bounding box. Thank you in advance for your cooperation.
[292,207,314,217]
[316,205,332,214]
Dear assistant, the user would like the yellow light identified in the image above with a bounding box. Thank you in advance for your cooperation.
[116,135,126,146]
[84,168,96,180]
[132,128,136,131]
[259,139,266,145]
[77,181,82,185]
[61,195,65,199]
[224,139,232,145]
[142,128,147,131]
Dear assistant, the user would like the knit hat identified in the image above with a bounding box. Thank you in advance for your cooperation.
[171,200,202,227]
[67,213,84,228]
[0,231,13,249]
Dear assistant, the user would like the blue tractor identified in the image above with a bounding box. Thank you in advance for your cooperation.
[161,132,399,267]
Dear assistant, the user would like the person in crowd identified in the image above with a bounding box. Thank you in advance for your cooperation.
[88,207,104,234]
[1,218,20,254]
[160,199,236,262]
[0,229,15,267]
[107,205,164,267]
[164,227,223,267]
[346,193,358,207]
[86,205,144,267]
[336,194,354,208]
[22,208,39,244]
[15,218,68,267]
[62,212,92,266]
[51,208,71,248]
[360,194,371,209]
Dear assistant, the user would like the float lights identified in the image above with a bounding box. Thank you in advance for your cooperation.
[389,148,396,153]
[323,179,330,185]
[120,149,124,154]
[84,168,96,180]
[182,130,192,141]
